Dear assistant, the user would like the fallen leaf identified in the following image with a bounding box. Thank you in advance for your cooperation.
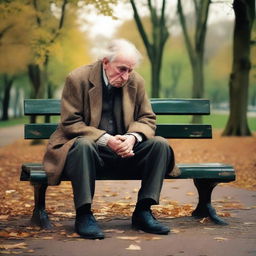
[142,236,162,240]
[126,244,141,250]
[66,233,80,238]
[200,217,210,224]
[214,237,229,241]
[243,222,255,225]
[0,242,27,250]
[26,250,35,253]
[204,227,216,230]
[0,215,9,220]
[116,236,139,240]
[105,229,125,234]
[42,236,54,240]
[172,229,181,234]
[186,192,195,196]
[5,190,16,194]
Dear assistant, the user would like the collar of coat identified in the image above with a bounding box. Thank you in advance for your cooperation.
[87,60,137,129]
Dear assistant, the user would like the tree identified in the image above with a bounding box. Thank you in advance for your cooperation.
[222,0,255,136]
[130,0,169,97]
[0,1,34,120]
[177,0,210,122]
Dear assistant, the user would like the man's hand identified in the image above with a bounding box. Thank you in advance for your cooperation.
[107,135,136,158]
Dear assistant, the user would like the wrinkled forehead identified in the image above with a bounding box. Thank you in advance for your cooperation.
[111,53,137,68]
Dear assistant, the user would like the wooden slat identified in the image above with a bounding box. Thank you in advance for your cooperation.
[24,123,212,139]
[24,98,210,115]
[156,124,212,138]
[21,162,235,182]
[150,98,210,115]
[24,124,58,139]
[24,99,61,115]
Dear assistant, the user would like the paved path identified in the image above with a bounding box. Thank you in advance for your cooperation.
[0,124,23,147]
[1,180,256,256]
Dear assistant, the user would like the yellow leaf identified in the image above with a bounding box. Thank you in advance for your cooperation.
[105,229,125,234]
[186,192,195,196]
[0,242,27,250]
[126,244,141,250]
[116,236,139,240]
[172,229,181,234]
[214,237,229,241]
[0,215,9,220]
[42,236,54,240]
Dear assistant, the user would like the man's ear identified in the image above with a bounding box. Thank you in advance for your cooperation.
[102,57,109,68]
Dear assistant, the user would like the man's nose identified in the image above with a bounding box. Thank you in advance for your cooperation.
[121,71,129,81]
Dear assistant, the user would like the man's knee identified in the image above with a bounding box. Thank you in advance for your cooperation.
[149,136,170,148]
[74,137,96,152]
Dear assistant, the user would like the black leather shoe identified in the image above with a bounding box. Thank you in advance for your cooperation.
[132,210,170,235]
[75,213,104,239]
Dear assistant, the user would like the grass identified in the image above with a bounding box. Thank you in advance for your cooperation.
[0,116,29,128]
[156,113,256,131]
[0,113,255,131]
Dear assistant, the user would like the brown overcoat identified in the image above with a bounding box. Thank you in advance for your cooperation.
[43,61,156,185]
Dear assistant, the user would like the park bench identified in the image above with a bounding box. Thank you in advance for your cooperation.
[20,98,236,229]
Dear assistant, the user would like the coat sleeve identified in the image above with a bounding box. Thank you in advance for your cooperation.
[60,74,105,141]
[126,75,156,139]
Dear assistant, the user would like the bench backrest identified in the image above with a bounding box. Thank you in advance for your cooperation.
[24,99,212,139]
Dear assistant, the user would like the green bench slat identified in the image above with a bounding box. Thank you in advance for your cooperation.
[24,123,212,139]
[156,124,212,138]
[150,98,210,115]
[24,124,58,139]
[24,98,210,115]
[24,99,61,115]
[21,163,235,183]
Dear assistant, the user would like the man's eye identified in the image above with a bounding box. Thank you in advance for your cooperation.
[119,67,127,72]
[118,67,132,73]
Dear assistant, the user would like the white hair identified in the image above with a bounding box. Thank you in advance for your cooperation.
[98,39,142,66]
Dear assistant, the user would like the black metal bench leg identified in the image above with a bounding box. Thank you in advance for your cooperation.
[192,179,228,225]
[31,183,52,229]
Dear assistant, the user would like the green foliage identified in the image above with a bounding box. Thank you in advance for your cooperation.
[0,116,28,128]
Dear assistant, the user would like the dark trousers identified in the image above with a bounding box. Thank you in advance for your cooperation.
[63,136,174,209]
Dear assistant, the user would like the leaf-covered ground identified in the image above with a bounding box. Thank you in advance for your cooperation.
[0,131,255,254]
[0,131,255,218]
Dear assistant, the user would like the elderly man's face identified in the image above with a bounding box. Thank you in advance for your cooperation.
[103,55,136,88]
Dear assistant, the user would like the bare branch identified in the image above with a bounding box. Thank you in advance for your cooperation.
[130,0,152,58]
[177,0,195,62]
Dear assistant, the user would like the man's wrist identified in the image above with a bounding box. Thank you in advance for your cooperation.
[125,132,143,143]
[96,133,112,146]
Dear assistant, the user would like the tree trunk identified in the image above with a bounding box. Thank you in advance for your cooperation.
[151,52,162,98]
[28,64,45,99]
[1,74,14,121]
[27,64,46,144]
[191,56,204,123]
[222,0,255,136]
[13,88,20,117]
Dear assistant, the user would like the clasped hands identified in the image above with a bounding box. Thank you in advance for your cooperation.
[107,134,136,158]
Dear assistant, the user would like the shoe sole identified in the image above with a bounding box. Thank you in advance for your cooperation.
[76,231,105,240]
[132,224,170,235]
[79,234,105,239]
[75,228,105,239]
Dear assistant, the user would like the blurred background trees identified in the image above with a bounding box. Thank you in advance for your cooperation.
[0,0,255,136]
